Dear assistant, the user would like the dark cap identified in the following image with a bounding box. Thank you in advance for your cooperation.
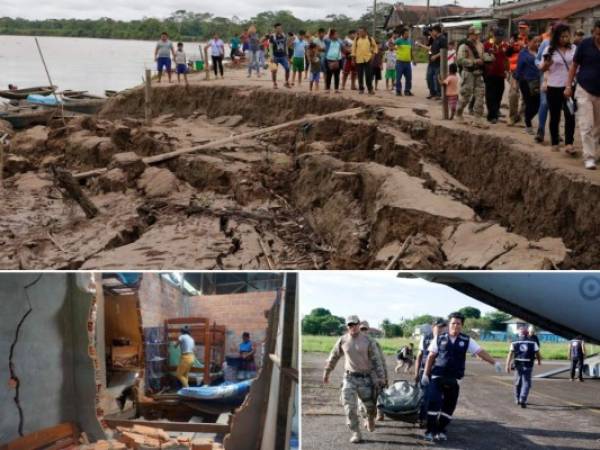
[433,318,447,327]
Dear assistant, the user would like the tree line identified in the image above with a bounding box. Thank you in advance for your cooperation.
[302,307,512,337]
[0,7,393,42]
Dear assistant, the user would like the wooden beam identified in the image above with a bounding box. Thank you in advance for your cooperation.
[274,273,297,450]
[73,107,363,180]
[103,419,229,434]
[52,167,99,218]
[4,422,79,450]
[269,354,298,383]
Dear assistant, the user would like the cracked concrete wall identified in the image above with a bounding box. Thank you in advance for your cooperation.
[0,273,102,445]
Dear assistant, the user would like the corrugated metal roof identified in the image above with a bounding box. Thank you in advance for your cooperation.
[518,0,600,20]
[384,3,479,28]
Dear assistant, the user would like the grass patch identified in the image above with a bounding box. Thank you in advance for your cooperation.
[302,335,597,361]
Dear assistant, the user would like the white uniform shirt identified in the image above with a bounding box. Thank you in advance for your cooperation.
[179,334,195,354]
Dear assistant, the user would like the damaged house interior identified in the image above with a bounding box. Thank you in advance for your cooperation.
[0,272,298,450]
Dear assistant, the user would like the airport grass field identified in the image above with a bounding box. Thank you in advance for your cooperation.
[302,335,597,360]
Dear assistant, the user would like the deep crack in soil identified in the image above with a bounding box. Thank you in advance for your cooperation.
[1,84,597,269]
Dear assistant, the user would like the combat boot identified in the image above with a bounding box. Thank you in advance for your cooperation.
[367,415,376,432]
[350,432,362,443]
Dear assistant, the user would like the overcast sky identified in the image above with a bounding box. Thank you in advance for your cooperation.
[300,271,495,328]
[1,0,492,21]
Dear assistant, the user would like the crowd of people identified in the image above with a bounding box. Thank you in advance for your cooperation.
[153,19,599,170]
[323,313,589,444]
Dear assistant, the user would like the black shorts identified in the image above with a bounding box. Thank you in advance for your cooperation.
[373,67,382,81]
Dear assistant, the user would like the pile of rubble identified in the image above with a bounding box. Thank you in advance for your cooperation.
[78,425,222,450]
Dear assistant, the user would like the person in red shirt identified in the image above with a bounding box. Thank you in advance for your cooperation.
[484,28,509,123]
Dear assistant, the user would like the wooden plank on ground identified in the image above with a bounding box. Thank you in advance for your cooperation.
[73,107,363,180]
[103,419,229,434]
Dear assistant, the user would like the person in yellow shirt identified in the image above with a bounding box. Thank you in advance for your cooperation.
[352,27,378,95]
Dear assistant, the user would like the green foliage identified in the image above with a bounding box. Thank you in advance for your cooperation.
[484,311,512,331]
[458,306,481,319]
[380,319,403,337]
[0,8,394,41]
[302,309,344,336]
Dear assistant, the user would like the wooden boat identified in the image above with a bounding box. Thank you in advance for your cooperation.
[105,88,132,98]
[61,93,106,114]
[0,85,57,100]
[61,89,88,98]
[0,106,56,129]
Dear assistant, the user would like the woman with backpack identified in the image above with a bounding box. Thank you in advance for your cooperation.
[351,27,378,95]
[541,23,577,155]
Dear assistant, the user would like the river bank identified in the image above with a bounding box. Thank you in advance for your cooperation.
[2,67,600,269]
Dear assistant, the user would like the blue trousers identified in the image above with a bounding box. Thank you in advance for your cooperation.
[426,377,459,434]
[537,88,548,137]
[426,64,441,97]
[514,364,532,403]
[395,61,412,94]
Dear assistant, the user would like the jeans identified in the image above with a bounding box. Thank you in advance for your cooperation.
[247,50,260,75]
[485,75,505,121]
[356,62,373,92]
[514,364,533,403]
[427,64,441,97]
[547,86,575,146]
[537,82,549,137]
[395,61,412,93]
[571,357,584,380]
[519,80,540,128]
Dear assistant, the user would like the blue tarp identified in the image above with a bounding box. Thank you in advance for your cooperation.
[114,273,142,287]
[26,94,61,105]
[178,379,253,405]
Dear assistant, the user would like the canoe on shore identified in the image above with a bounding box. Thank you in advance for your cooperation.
[0,106,57,129]
[105,89,132,97]
[0,85,57,100]
[61,95,106,114]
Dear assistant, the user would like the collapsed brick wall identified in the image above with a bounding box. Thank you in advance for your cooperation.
[137,274,186,327]
[187,291,277,355]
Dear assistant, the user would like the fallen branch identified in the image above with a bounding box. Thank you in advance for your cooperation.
[52,167,99,218]
[73,107,363,180]
[257,236,274,270]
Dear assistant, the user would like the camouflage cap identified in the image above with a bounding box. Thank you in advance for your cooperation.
[346,315,360,325]
[468,26,481,35]
[359,320,370,329]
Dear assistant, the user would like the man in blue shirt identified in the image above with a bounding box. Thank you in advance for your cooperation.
[239,332,256,379]
[566,20,600,170]
[535,24,552,143]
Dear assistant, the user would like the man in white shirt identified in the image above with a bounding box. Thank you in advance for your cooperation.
[421,312,501,442]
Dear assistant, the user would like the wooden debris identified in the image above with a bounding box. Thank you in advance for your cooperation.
[52,166,99,219]
[385,234,416,270]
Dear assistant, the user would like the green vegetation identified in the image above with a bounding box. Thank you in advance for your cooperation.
[302,308,345,335]
[0,7,395,42]
[302,335,598,361]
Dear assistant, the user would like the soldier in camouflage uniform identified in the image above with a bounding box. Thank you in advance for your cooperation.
[456,27,494,128]
[323,315,386,444]
[359,321,388,422]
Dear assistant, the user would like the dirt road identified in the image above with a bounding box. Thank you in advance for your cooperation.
[302,352,600,449]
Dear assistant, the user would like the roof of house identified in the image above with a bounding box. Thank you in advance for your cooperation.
[517,0,600,20]
[384,3,479,28]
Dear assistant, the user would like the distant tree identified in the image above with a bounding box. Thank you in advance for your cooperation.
[302,308,344,335]
[484,311,512,331]
[458,307,481,319]
[381,319,403,337]
[311,308,332,317]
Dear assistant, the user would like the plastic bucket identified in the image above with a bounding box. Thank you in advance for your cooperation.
[195,60,204,71]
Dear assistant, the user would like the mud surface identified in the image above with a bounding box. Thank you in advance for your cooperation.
[302,352,600,450]
[1,84,599,269]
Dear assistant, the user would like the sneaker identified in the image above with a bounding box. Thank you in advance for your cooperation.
[396,91,402,96]
[534,133,544,143]
[404,91,413,96]
[366,416,375,432]
[520,402,527,408]
[525,127,534,135]
[564,145,577,156]
[350,432,362,443]
[423,432,435,442]
[489,118,498,124]
[551,145,560,152]
[435,432,448,441]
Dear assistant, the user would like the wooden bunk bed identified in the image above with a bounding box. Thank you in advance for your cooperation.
[164,317,226,386]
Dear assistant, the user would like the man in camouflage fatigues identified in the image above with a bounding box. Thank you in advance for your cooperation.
[359,321,387,422]
[456,26,494,128]
[323,315,386,444]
